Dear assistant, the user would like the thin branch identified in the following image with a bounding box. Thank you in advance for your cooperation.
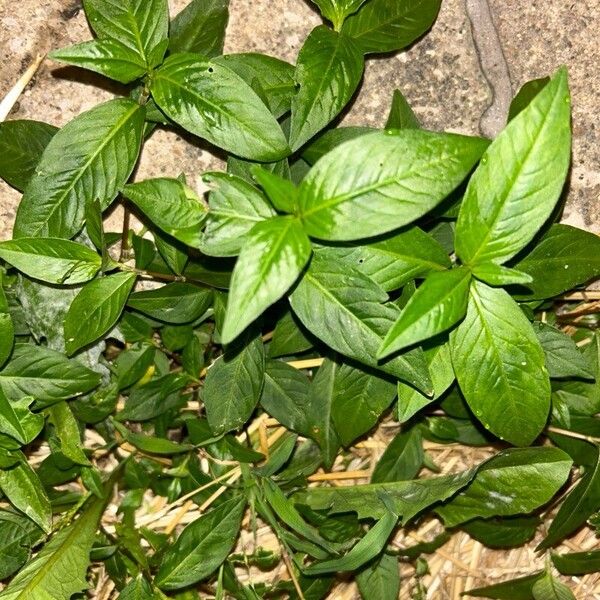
[0,54,44,121]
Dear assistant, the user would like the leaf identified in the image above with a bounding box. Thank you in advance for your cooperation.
[356,553,400,600]
[538,444,600,550]
[508,77,550,121]
[289,252,432,392]
[64,272,136,356]
[552,550,600,576]
[302,126,374,165]
[310,0,368,29]
[341,0,442,54]
[298,129,488,241]
[461,516,540,549]
[371,427,423,483]
[0,390,43,445]
[203,334,265,435]
[514,224,600,300]
[169,0,229,58]
[435,447,572,527]
[289,26,364,151]
[221,217,311,344]
[450,280,550,446]
[378,267,471,358]
[115,343,156,389]
[127,282,213,324]
[0,238,101,285]
[113,421,193,455]
[0,471,114,599]
[201,172,276,256]
[0,313,14,370]
[155,496,246,590]
[471,263,533,286]
[455,69,571,266]
[386,89,420,129]
[0,345,101,407]
[120,575,156,600]
[464,571,545,599]
[320,227,450,292]
[532,571,576,600]
[250,166,297,213]
[0,511,44,580]
[47,401,89,465]
[0,120,57,192]
[269,310,313,357]
[13,99,145,239]
[150,53,289,161]
[122,178,208,248]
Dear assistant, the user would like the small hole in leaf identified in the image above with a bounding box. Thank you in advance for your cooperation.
[208,67,214,73]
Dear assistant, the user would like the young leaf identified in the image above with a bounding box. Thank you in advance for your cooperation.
[455,68,571,266]
[122,178,207,249]
[115,343,156,390]
[47,401,89,465]
[289,26,364,151]
[64,272,136,356]
[250,166,297,214]
[386,89,420,129]
[13,99,145,239]
[0,511,44,580]
[356,553,400,600]
[298,129,488,241]
[0,391,43,445]
[532,571,576,600]
[310,0,368,29]
[464,571,545,599]
[450,280,550,446]
[150,53,289,162]
[0,120,57,192]
[341,0,442,54]
[378,267,471,358]
[120,576,156,600]
[371,427,424,483]
[0,238,101,285]
[155,496,246,590]
[471,263,533,286]
[289,252,432,392]
[203,334,265,435]
[221,217,311,344]
[508,77,550,121]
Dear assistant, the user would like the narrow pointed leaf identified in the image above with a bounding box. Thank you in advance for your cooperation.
[532,571,576,600]
[464,571,545,599]
[472,263,533,286]
[310,0,368,29]
[251,166,297,214]
[386,89,420,129]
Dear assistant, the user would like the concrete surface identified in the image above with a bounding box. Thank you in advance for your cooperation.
[0,0,598,241]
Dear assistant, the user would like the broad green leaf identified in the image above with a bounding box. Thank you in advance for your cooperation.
[534,322,594,379]
[514,224,600,300]
[221,217,311,344]
[461,516,540,549]
[268,310,313,357]
[386,89,420,129]
[155,496,246,590]
[356,553,400,600]
[538,444,600,550]
[115,343,155,389]
[435,447,572,527]
[0,391,43,445]
[371,427,423,483]
[0,238,101,285]
[298,129,488,241]
[532,571,576,600]
[0,511,44,580]
[0,313,13,369]
[201,172,276,256]
[154,231,188,276]
[150,53,289,161]
[0,345,101,407]
[169,0,229,58]
[0,120,57,192]
[341,0,442,54]
[47,401,89,465]
[302,126,374,165]
[331,363,396,447]
[310,0,367,29]
[0,472,114,599]
[552,550,600,576]
[472,263,533,286]
[320,227,450,292]
[455,69,571,266]
[14,99,145,239]
[289,26,364,151]
[378,267,471,358]
[203,334,265,435]
[64,272,136,356]
[465,571,545,600]
[450,280,550,446]
[250,166,297,214]
[49,39,147,83]
[0,453,51,533]
[120,575,156,600]
[123,178,207,248]
[127,282,213,324]
[425,415,491,447]
[290,253,432,391]
[508,77,550,121]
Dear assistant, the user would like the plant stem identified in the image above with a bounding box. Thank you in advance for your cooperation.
[120,208,131,261]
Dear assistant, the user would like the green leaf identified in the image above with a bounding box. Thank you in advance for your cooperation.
[435,447,572,527]
[203,334,265,435]
[289,26,364,151]
[221,217,311,344]
[289,252,432,392]
[50,39,147,83]
[464,571,544,599]
[455,68,571,266]
[302,126,374,165]
[379,267,471,358]
[341,0,442,54]
[298,129,488,241]
[250,166,297,214]
[268,310,313,358]
[115,343,155,389]
[169,0,229,58]
[450,280,550,446]
[155,496,246,590]
[0,120,57,192]
[120,575,156,600]
[113,421,193,455]
[64,272,136,356]
[356,553,400,600]
[532,571,576,600]
[0,346,101,407]
[47,401,90,465]
[461,516,540,549]
[127,282,213,324]
[0,390,43,445]
[0,238,101,285]
[0,472,114,599]
[552,550,600,576]
[385,89,420,129]
[514,224,600,300]
[471,263,533,286]
[0,313,14,369]
[538,444,600,550]
[508,77,550,121]
[371,427,423,483]
[310,0,368,29]
[14,99,145,239]
[150,53,289,162]
[201,172,276,257]
[320,227,451,292]
[0,511,44,580]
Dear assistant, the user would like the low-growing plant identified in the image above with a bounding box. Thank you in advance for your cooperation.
[0,0,599,598]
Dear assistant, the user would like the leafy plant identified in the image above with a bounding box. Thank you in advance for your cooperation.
[0,0,598,597]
